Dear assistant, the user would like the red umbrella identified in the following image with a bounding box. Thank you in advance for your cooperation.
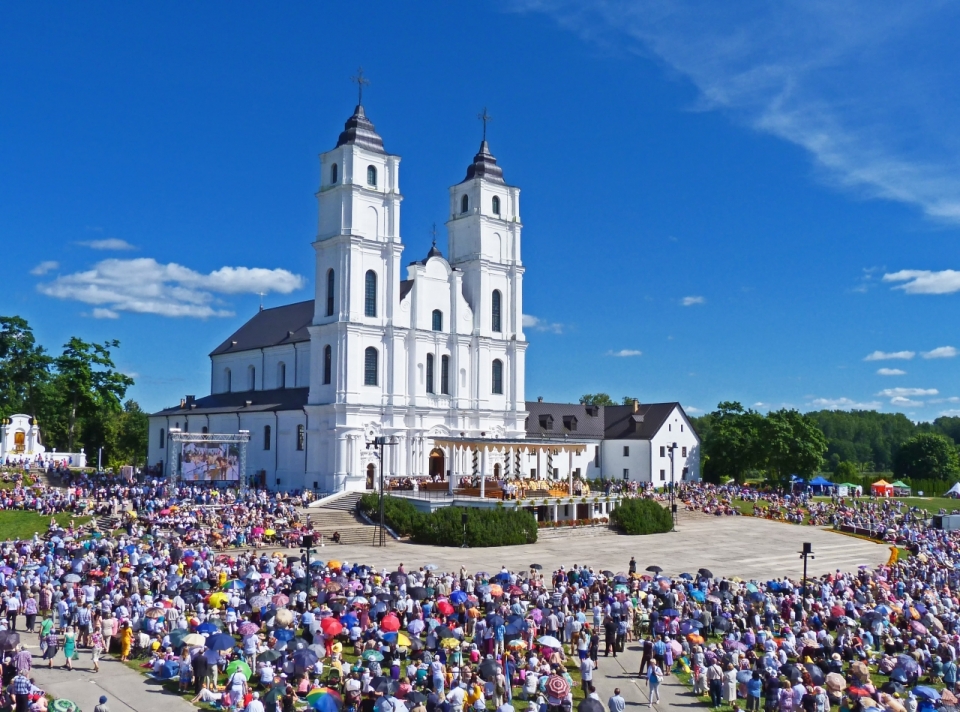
[437,601,454,616]
[320,618,343,636]
[380,614,400,632]
[546,675,570,698]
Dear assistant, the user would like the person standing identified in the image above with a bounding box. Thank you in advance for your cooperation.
[647,661,663,708]
[9,671,32,712]
[603,615,617,657]
[706,661,724,708]
[608,688,625,712]
[6,592,20,631]
[62,626,76,670]
[23,595,37,633]
[94,695,110,712]
[638,637,653,677]
[90,629,105,673]
[579,655,595,691]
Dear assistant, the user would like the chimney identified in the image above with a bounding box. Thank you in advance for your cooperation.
[179,398,186,409]
[185,395,196,405]
[633,399,639,413]
[537,396,543,403]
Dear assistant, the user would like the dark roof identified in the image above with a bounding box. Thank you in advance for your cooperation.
[336,105,386,154]
[209,300,314,357]
[603,403,687,440]
[399,280,414,301]
[524,401,605,440]
[153,387,309,417]
[460,141,505,185]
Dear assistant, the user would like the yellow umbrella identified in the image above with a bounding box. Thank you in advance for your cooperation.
[327,560,342,570]
[396,632,411,647]
[183,633,206,646]
[128,512,138,519]
[264,529,276,536]
[441,638,460,649]
[488,584,503,597]
[275,608,295,627]
[208,592,228,608]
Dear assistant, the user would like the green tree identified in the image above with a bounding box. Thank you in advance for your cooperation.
[702,402,764,483]
[0,316,51,418]
[760,409,828,484]
[621,396,638,405]
[103,400,149,469]
[834,461,859,481]
[53,338,134,453]
[579,393,617,406]
[893,433,960,480]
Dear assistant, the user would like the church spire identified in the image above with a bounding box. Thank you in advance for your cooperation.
[461,107,505,184]
[336,67,385,153]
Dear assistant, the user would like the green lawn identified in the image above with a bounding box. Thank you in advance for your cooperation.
[0,510,91,541]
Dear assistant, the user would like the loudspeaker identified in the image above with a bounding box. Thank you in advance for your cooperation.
[302,534,314,548]
[802,542,812,555]
[462,512,469,526]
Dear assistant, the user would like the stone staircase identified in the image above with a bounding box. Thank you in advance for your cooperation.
[536,524,618,541]
[299,492,391,547]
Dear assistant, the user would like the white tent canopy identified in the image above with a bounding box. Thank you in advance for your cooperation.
[946,482,960,497]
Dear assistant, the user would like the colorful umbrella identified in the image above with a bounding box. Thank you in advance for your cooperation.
[546,675,570,698]
[226,660,252,679]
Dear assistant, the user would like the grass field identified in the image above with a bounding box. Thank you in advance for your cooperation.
[0,510,91,541]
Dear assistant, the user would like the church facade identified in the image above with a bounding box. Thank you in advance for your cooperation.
[147,103,700,492]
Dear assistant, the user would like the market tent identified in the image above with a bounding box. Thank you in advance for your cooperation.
[809,476,835,493]
[890,480,912,495]
[871,479,894,497]
[946,482,960,498]
[839,483,863,495]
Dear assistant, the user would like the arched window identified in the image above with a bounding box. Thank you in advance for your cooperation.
[201,426,208,434]
[296,424,305,451]
[263,425,271,451]
[364,347,378,386]
[323,345,332,385]
[367,165,377,187]
[364,270,377,317]
[224,368,232,392]
[441,355,450,395]
[491,290,502,332]
[432,309,443,332]
[248,365,256,391]
[277,362,286,389]
[159,428,165,449]
[426,354,435,394]
[326,269,335,317]
[492,195,501,215]
[461,194,469,214]
[491,359,504,394]
[330,163,338,184]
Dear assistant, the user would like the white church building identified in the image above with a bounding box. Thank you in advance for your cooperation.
[148,102,699,493]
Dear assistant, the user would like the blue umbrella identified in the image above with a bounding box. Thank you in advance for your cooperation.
[661,609,680,618]
[496,572,511,583]
[197,622,218,635]
[341,613,359,628]
[273,629,295,642]
[690,590,706,603]
[205,633,236,651]
[223,580,246,590]
[382,632,398,644]
[450,591,467,605]
[292,649,319,672]
[913,687,940,701]
[486,614,504,627]
[312,694,342,712]
[679,573,694,580]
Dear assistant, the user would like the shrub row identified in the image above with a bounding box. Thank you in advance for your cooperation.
[358,495,538,547]
[609,497,673,535]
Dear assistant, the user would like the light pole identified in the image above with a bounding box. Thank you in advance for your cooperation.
[666,442,678,530]
[367,435,398,547]
[799,542,814,616]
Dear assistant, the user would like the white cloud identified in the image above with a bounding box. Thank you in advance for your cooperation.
[809,397,881,411]
[876,368,906,376]
[930,397,960,404]
[883,269,960,294]
[922,346,958,359]
[864,350,915,361]
[520,2,960,222]
[38,257,305,318]
[940,409,960,417]
[890,396,923,407]
[78,238,136,251]
[522,314,564,334]
[92,308,119,319]
[685,406,702,413]
[29,261,59,276]
[607,349,643,357]
[876,387,938,397]
[681,296,705,306]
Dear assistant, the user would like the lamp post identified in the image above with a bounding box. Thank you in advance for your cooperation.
[799,542,814,617]
[666,442,678,530]
[367,435,398,547]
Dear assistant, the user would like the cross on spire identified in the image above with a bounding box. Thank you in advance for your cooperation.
[430,222,438,246]
[478,107,492,142]
[351,66,370,105]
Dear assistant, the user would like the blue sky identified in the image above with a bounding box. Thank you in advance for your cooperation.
[3,1,960,419]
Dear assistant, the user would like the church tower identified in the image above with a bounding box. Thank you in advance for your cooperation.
[446,129,526,424]
[308,99,404,408]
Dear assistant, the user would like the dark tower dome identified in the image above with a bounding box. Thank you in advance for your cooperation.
[336,105,386,154]
[461,140,505,185]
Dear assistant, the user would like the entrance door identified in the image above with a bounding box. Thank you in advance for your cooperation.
[366,463,376,490]
[429,448,445,480]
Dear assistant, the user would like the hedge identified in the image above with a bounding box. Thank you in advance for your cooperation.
[357,495,537,547]
[609,497,674,535]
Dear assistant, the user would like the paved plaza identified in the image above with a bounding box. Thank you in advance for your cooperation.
[17,514,888,712]
[317,511,889,581]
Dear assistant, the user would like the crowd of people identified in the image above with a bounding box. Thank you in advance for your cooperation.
[2,474,960,712]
